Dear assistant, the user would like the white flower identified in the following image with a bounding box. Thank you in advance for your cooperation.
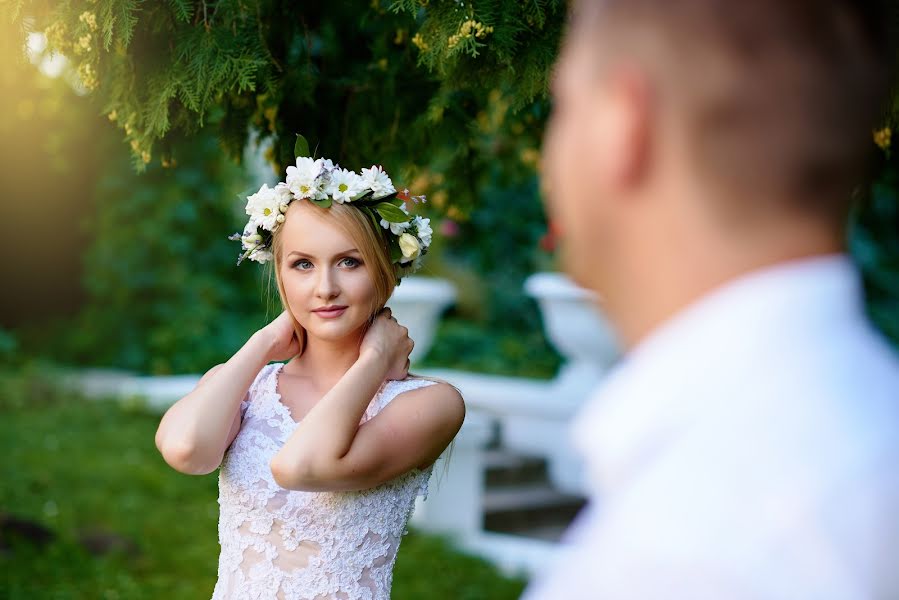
[239,222,261,247]
[286,157,326,199]
[248,247,273,263]
[239,222,273,264]
[380,218,411,235]
[398,232,421,262]
[273,182,293,212]
[327,168,364,203]
[361,165,396,197]
[412,216,432,247]
[245,183,282,231]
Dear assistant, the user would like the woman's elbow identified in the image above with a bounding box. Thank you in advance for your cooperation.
[270,455,320,491]
[159,438,219,475]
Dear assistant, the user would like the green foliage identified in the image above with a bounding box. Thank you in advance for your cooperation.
[9,0,559,214]
[418,168,563,378]
[391,0,564,109]
[0,328,19,366]
[14,126,273,375]
[0,364,528,598]
[849,133,899,346]
[6,0,897,372]
[77,131,269,374]
[7,0,564,376]
[421,316,561,379]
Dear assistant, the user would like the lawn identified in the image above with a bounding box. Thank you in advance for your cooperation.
[0,362,528,599]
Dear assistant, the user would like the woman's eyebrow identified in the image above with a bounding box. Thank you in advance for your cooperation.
[286,249,361,258]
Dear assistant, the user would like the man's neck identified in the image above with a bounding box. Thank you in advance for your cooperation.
[605,221,846,350]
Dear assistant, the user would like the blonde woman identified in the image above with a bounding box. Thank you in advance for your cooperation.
[155,158,465,599]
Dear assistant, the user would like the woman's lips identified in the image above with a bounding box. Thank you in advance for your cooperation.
[312,306,348,318]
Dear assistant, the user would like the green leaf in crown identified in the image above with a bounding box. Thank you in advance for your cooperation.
[375,202,411,224]
[294,134,310,160]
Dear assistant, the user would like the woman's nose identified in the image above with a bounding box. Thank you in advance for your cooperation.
[315,268,339,299]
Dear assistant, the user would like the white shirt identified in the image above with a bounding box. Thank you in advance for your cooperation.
[521,254,899,600]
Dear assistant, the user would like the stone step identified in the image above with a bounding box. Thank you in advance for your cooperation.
[483,482,587,541]
[483,448,549,487]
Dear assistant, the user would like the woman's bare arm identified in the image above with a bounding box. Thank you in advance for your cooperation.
[271,375,464,492]
[155,331,274,475]
[270,308,464,492]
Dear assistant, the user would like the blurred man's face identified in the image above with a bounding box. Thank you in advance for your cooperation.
[542,32,627,291]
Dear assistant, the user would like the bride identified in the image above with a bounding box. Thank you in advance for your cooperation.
[154,156,465,599]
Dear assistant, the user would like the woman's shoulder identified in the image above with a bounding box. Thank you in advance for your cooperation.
[379,376,465,436]
[382,375,463,409]
[387,374,451,393]
[250,362,282,394]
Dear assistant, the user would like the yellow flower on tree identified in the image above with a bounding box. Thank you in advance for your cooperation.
[873,127,891,151]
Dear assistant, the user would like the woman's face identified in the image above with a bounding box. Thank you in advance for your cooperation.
[277,201,378,344]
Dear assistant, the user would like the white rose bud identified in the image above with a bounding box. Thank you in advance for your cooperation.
[398,233,421,259]
[279,203,289,213]
[276,214,286,224]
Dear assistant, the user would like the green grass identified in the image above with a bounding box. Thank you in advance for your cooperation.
[0,362,528,599]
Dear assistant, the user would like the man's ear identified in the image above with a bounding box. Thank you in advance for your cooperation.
[590,65,653,190]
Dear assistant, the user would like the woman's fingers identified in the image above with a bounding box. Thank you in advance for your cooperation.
[368,307,416,379]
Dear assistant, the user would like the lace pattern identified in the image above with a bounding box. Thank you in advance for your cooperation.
[211,362,438,599]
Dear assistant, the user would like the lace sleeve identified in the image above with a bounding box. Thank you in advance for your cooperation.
[239,362,278,419]
[417,468,433,501]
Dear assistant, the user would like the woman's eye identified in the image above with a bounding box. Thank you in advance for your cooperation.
[293,259,313,270]
[340,257,360,268]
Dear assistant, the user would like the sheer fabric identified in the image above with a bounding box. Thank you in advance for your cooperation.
[211,362,437,599]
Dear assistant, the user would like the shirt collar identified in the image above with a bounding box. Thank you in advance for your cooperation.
[569,253,865,495]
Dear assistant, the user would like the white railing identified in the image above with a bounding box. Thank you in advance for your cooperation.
[404,273,619,577]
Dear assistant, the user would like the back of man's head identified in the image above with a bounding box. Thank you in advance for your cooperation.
[572,0,893,224]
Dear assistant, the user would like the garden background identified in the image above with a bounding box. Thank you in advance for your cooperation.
[1,1,897,598]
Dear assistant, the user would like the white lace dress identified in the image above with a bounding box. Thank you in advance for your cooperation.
[211,362,438,600]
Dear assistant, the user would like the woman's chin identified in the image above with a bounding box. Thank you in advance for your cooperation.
[304,322,367,344]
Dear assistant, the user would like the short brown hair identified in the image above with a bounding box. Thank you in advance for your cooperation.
[572,0,893,223]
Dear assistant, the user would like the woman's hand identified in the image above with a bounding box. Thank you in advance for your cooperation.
[360,308,414,380]
[258,310,303,362]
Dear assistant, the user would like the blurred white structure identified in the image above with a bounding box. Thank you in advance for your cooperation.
[411,273,619,576]
[386,276,456,363]
[63,273,619,580]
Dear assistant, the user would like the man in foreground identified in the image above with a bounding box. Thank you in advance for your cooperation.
[523,1,899,598]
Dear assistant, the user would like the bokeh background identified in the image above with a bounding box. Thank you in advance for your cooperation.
[2,1,897,598]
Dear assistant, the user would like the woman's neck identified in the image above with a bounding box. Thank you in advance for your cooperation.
[285,330,366,391]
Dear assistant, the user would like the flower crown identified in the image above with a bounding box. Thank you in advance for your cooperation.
[229,139,432,281]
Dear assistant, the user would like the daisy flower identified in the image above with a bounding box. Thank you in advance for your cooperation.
[286,157,325,199]
[245,183,282,231]
[361,165,396,197]
[327,168,365,203]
